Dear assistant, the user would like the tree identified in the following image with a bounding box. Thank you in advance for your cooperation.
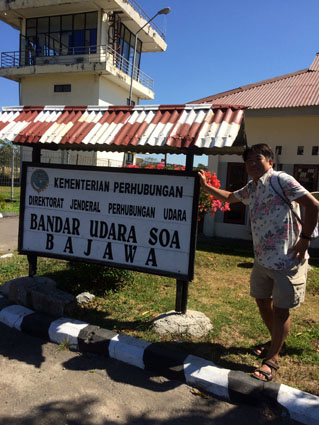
[0,140,19,162]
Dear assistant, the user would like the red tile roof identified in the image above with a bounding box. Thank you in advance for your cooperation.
[0,104,246,154]
[192,54,319,109]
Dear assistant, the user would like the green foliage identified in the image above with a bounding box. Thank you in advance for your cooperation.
[308,258,319,295]
[0,140,19,161]
[52,261,134,296]
[57,340,71,351]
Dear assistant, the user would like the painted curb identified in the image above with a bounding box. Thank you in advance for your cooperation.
[0,295,318,425]
[0,212,18,218]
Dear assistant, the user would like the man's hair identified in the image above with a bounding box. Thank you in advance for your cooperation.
[242,143,274,162]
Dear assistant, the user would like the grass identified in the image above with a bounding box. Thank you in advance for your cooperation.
[0,238,318,396]
[0,186,20,213]
[57,340,71,351]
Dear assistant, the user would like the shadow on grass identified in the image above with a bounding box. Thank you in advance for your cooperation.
[43,261,134,297]
[153,340,304,375]
[197,236,319,262]
[73,304,153,333]
[196,237,254,259]
[237,262,254,268]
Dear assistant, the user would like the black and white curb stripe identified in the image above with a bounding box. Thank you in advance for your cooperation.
[0,295,318,425]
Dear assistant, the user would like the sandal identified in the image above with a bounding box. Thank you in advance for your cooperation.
[252,359,279,382]
[252,341,286,358]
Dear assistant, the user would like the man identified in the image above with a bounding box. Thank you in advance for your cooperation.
[198,143,319,382]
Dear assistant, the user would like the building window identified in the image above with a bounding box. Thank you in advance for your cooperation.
[125,153,134,165]
[224,163,247,224]
[275,146,282,155]
[54,84,71,92]
[297,146,304,155]
[24,11,97,60]
[116,24,142,75]
[312,146,319,155]
[294,165,318,192]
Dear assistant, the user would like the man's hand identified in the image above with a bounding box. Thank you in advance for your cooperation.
[198,170,207,188]
[287,237,310,262]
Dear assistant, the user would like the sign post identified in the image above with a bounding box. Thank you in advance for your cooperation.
[26,146,42,277]
[174,153,195,314]
[20,163,200,288]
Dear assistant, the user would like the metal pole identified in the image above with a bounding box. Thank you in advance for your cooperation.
[128,33,138,105]
[28,145,40,276]
[11,147,14,200]
[175,280,189,314]
[174,153,195,314]
[128,8,170,104]
[27,253,37,277]
[185,153,194,172]
[32,145,41,163]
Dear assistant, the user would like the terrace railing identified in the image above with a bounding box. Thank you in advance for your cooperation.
[126,0,167,40]
[0,44,154,92]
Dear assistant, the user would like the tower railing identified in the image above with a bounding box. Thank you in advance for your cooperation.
[0,44,154,91]
[126,0,166,40]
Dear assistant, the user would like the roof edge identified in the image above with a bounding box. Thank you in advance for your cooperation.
[192,68,310,104]
[1,104,248,113]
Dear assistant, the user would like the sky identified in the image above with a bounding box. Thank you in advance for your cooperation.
[1,0,319,165]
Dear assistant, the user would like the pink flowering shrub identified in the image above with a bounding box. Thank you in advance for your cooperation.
[125,162,229,221]
[198,171,230,222]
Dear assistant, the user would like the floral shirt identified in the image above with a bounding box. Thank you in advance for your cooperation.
[233,168,308,270]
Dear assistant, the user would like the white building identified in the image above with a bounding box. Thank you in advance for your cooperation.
[0,0,167,165]
[192,54,319,249]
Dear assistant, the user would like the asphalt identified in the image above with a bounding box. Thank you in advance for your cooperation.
[0,213,19,254]
[0,214,318,425]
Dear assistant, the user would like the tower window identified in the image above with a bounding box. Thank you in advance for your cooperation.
[24,11,98,58]
[297,146,304,155]
[115,24,142,75]
[54,84,71,92]
[312,146,319,155]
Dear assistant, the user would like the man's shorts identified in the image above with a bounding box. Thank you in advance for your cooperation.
[250,260,308,309]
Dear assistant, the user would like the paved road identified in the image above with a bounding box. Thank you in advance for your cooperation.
[0,215,303,424]
[0,215,18,253]
[0,322,301,425]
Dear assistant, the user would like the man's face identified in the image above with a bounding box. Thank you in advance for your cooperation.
[245,152,273,181]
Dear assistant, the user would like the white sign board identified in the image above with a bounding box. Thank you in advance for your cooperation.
[19,163,200,280]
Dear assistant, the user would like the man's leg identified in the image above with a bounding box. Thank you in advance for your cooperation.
[255,298,273,334]
[267,306,290,359]
[254,305,290,379]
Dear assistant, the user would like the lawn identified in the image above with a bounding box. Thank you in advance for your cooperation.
[0,238,318,396]
[0,186,20,213]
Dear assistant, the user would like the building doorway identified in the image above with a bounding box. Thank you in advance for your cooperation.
[224,163,247,224]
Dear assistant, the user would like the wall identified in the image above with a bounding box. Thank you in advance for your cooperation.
[98,76,136,105]
[21,73,100,105]
[244,111,319,165]
[206,108,319,248]
[20,71,134,106]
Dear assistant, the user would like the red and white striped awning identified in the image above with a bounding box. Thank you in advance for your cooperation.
[0,104,246,155]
